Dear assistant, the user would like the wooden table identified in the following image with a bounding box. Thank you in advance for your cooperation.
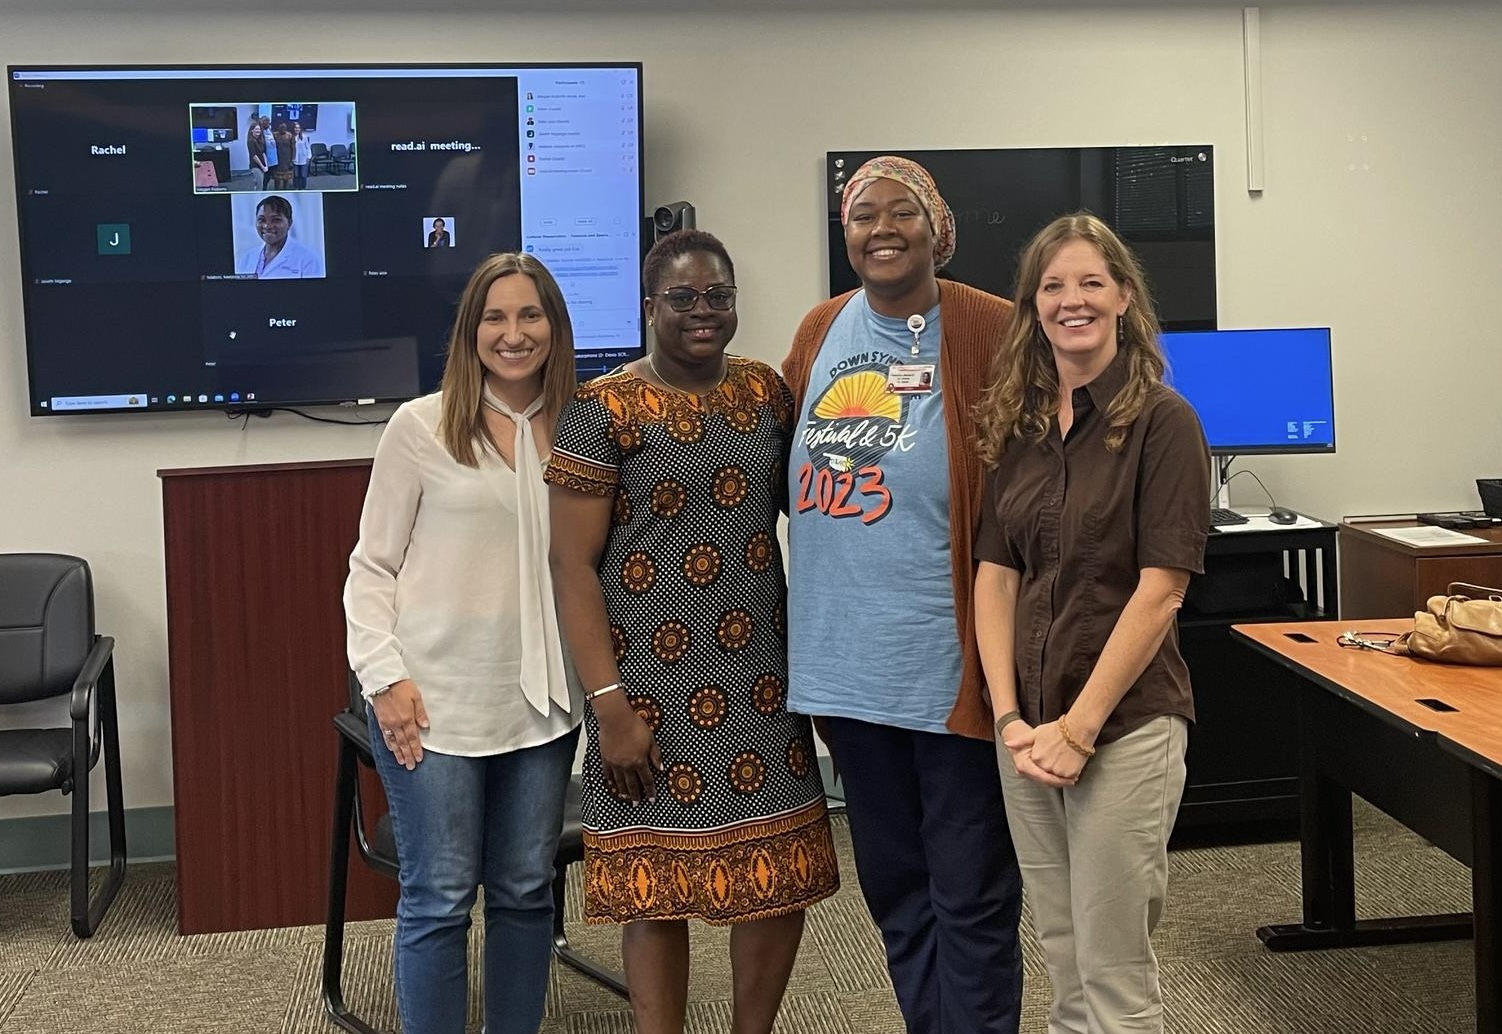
[1233,619,1502,1033]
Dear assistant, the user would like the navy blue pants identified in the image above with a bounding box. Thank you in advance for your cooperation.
[823,717,1023,1034]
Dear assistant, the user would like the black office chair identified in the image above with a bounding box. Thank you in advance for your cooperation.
[322,675,625,1033]
[328,143,354,176]
[308,141,332,176]
[0,553,126,938]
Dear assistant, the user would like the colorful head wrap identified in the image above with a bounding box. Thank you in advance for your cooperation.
[840,155,957,269]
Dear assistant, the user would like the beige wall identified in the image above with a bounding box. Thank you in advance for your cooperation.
[3,3,1500,819]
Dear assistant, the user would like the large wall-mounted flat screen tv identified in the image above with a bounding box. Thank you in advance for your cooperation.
[826,146,1217,331]
[8,63,644,415]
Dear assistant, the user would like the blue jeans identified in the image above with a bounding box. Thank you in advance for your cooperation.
[293,163,307,189]
[370,713,579,1034]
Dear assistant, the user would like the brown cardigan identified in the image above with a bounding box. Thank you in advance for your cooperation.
[782,280,1014,741]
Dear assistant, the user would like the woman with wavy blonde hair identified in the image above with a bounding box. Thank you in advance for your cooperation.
[973,212,1211,1034]
[975,212,1167,463]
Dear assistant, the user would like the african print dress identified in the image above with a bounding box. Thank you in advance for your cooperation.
[544,356,839,925]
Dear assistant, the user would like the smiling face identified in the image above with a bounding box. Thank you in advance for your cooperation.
[1034,238,1132,366]
[644,250,738,370]
[475,272,552,403]
[255,203,290,248]
[843,178,936,301]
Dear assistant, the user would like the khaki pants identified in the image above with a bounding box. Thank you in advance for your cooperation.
[996,715,1188,1034]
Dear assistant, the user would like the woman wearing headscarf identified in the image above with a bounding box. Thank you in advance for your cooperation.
[781,156,1023,1034]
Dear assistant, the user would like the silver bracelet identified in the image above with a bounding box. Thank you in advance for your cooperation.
[586,682,623,701]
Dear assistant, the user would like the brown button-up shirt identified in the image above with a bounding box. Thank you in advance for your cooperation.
[975,352,1211,745]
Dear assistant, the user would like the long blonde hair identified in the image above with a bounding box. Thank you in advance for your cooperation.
[975,212,1166,465]
[437,253,577,466]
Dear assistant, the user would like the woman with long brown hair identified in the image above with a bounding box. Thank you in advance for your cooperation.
[973,212,1210,1034]
[344,252,581,1034]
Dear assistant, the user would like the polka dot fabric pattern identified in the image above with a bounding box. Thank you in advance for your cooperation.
[545,357,839,925]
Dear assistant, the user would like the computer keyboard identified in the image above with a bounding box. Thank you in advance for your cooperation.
[1209,507,1249,527]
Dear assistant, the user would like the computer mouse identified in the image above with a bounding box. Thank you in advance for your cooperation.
[1267,508,1298,525]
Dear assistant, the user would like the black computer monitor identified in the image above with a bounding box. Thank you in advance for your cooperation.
[1159,327,1335,456]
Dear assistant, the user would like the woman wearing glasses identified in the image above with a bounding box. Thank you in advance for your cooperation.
[548,229,838,1034]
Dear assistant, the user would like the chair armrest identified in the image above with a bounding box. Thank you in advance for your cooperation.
[70,636,116,721]
[333,710,376,764]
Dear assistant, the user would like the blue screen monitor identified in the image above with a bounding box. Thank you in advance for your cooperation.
[1159,327,1335,456]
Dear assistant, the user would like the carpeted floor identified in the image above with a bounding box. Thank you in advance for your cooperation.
[0,806,1477,1033]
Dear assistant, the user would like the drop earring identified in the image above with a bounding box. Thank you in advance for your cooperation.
[647,317,654,327]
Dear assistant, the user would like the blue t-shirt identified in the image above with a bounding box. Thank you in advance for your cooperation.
[786,292,960,733]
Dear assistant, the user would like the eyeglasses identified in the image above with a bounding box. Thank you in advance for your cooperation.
[1338,630,1400,652]
[652,286,737,312]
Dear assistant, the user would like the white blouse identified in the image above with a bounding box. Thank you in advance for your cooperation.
[344,392,580,756]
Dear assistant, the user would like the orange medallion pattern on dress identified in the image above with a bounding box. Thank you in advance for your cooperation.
[717,610,753,651]
[689,685,728,729]
[712,466,749,508]
[752,674,785,715]
[650,479,687,519]
[682,544,722,586]
[621,552,657,594]
[652,621,691,663]
[745,533,774,573]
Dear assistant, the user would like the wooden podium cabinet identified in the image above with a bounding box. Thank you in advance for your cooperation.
[1338,519,1502,620]
[159,458,395,934]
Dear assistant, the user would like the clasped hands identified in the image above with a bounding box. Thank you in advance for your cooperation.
[999,717,1092,787]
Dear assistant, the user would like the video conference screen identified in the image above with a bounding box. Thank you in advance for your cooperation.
[1160,327,1336,455]
[8,63,644,415]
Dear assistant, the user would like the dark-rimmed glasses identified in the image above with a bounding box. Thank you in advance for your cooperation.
[652,286,737,312]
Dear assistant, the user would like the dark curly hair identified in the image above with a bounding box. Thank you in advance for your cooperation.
[641,229,735,295]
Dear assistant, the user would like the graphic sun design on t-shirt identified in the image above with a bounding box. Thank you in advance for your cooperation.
[795,361,918,525]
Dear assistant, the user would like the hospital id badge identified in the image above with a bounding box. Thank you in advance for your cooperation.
[886,363,935,394]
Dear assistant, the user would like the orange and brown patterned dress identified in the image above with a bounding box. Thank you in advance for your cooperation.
[545,356,839,925]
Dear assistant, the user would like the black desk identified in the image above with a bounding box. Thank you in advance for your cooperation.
[1234,618,1502,1034]
[1176,517,1337,834]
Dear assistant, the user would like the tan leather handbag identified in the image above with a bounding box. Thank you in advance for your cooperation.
[1392,582,1502,666]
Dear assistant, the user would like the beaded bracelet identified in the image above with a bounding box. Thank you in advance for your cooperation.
[1058,713,1097,759]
